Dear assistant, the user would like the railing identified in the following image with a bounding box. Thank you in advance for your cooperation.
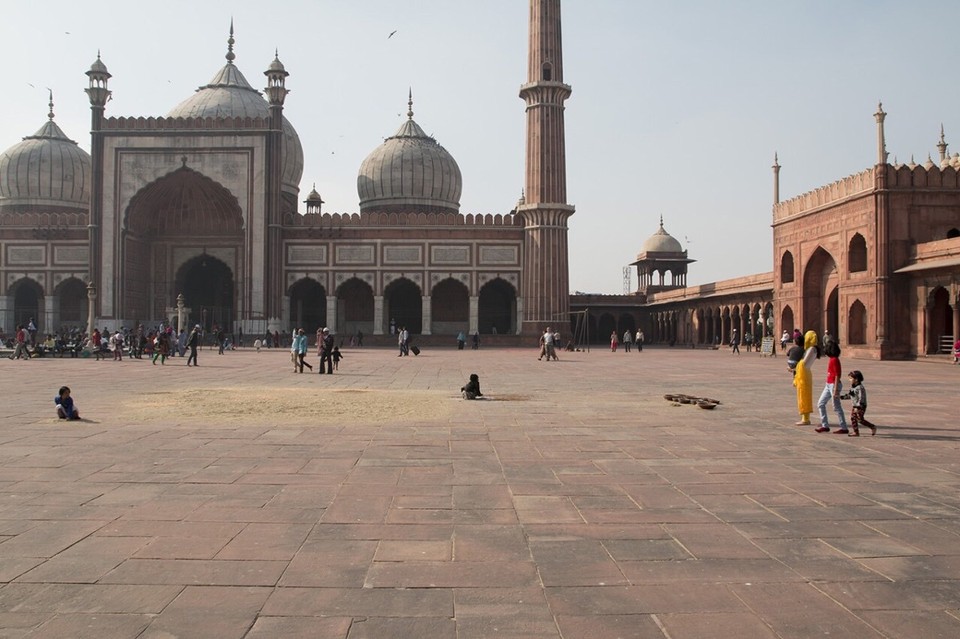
[940,335,955,354]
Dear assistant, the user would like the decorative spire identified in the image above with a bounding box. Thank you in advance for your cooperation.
[226,19,236,64]
[47,89,54,121]
[874,101,887,165]
[938,123,949,163]
[772,151,781,205]
[407,88,414,120]
[659,214,664,229]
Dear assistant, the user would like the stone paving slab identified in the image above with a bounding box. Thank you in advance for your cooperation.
[1,346,960,637]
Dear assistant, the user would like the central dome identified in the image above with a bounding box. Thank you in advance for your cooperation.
[357,96,462,214]
[166,32,303,199]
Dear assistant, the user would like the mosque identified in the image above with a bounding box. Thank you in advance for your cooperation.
[1,0,958,359]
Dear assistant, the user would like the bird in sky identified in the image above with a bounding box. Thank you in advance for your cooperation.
[388,30,397,38]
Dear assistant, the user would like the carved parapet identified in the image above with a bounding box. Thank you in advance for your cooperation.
[887,164,959,189]
[773,169,874,221]
[0,211,89,227]
[281,211,522,228]
[101,115,270,131]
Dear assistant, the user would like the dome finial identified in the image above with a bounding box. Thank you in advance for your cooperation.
[659,214,664,229]
[407,88,414,120]
[47,89,54,121]
[226,19,236,64]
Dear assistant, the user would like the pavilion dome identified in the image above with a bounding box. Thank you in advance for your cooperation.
[0,98,91,211]
[166,33,303,198]
[637,218,684,258]
[357,96,462,214]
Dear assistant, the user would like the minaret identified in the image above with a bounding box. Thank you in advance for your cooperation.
[517,0,574,335]
[873,102,890,354]
[772,152,781,205]
[263,40,289,326]
[85,51,111,322]
[874,102,887,165]
[937,124,948,164]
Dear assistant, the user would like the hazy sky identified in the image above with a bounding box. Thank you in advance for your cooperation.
[1,1,953,293]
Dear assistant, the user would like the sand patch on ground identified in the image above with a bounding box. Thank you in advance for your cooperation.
[123,388,455,425]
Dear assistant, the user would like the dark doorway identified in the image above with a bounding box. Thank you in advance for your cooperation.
[13,278,43,332]
[385,278,422,335]
[176,255,234,332]
[57,278,88,327]
[289,279,326,334]
[431,278,469,335]
[478,278,516,334]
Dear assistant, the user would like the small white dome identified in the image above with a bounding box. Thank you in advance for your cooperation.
[638,218,683,256]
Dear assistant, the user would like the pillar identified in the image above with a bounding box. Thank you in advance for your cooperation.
[469,296,479,335]
[326,297,337,334]
[374,296,384,335]
[421,295,431,335]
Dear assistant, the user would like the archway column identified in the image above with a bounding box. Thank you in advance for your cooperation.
[374,295,384,335]
[43,296,55,336]
[469,296,478,335]
[326,297,338,334]
[953,298,960,346]
[421,295,432,335]
[515,298,523,335]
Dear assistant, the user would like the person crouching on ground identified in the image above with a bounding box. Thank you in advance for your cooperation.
[55,386,80,420]
[461,373,483,400]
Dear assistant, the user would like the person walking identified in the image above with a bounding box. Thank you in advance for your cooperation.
[636,329,644,352]
[815,340,848,434]
[111,329,124,361]
[186,324,201,366]
[843,370,876,437]
[9,325,28,360]
[730,329,741,355]
[319,328,334,374]
[152,333,169,365]
[457,331,466,350]
[294,328,312,373]
[216,326,225,355]
[610,330,619,352]
[623,329,633,353]
[793,330,819,425]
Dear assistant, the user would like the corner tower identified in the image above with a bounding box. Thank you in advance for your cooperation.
[518,0,574,335]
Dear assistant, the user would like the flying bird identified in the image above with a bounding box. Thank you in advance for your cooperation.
[388,30,397,38]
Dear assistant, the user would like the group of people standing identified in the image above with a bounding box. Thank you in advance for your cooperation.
[610,329,645,352]
[788,328,876,437]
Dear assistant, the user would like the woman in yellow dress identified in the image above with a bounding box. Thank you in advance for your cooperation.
[792,330,820,425]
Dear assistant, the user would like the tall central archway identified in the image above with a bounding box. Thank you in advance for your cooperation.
[123,167,244,322]
[802,247,838,337]
[176,255,234,332]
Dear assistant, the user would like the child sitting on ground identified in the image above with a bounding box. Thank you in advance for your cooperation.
[55,386,80,420]
[461,373,483,400]
[841,370,877,437]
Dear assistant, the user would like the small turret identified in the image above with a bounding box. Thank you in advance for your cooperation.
[85,51,111,109]
[264,48,289,108]
[304,184,324,214]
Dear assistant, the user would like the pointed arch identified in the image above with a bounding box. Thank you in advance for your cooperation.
[780,250,795,283]
[288,278,326,333]
[431,277,469,335]
[848,233,867,273]
[478,277,517,335]
[847,299,867,345]
[384,277,422,335]
[336,277,374,336]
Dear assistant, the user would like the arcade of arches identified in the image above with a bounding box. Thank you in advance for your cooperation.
[283,276,518,338]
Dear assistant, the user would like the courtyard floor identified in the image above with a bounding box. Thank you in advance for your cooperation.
[1,344,959,638]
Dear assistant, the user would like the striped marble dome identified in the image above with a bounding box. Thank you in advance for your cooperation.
[357,98,462,214]
[0,100,91,211]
